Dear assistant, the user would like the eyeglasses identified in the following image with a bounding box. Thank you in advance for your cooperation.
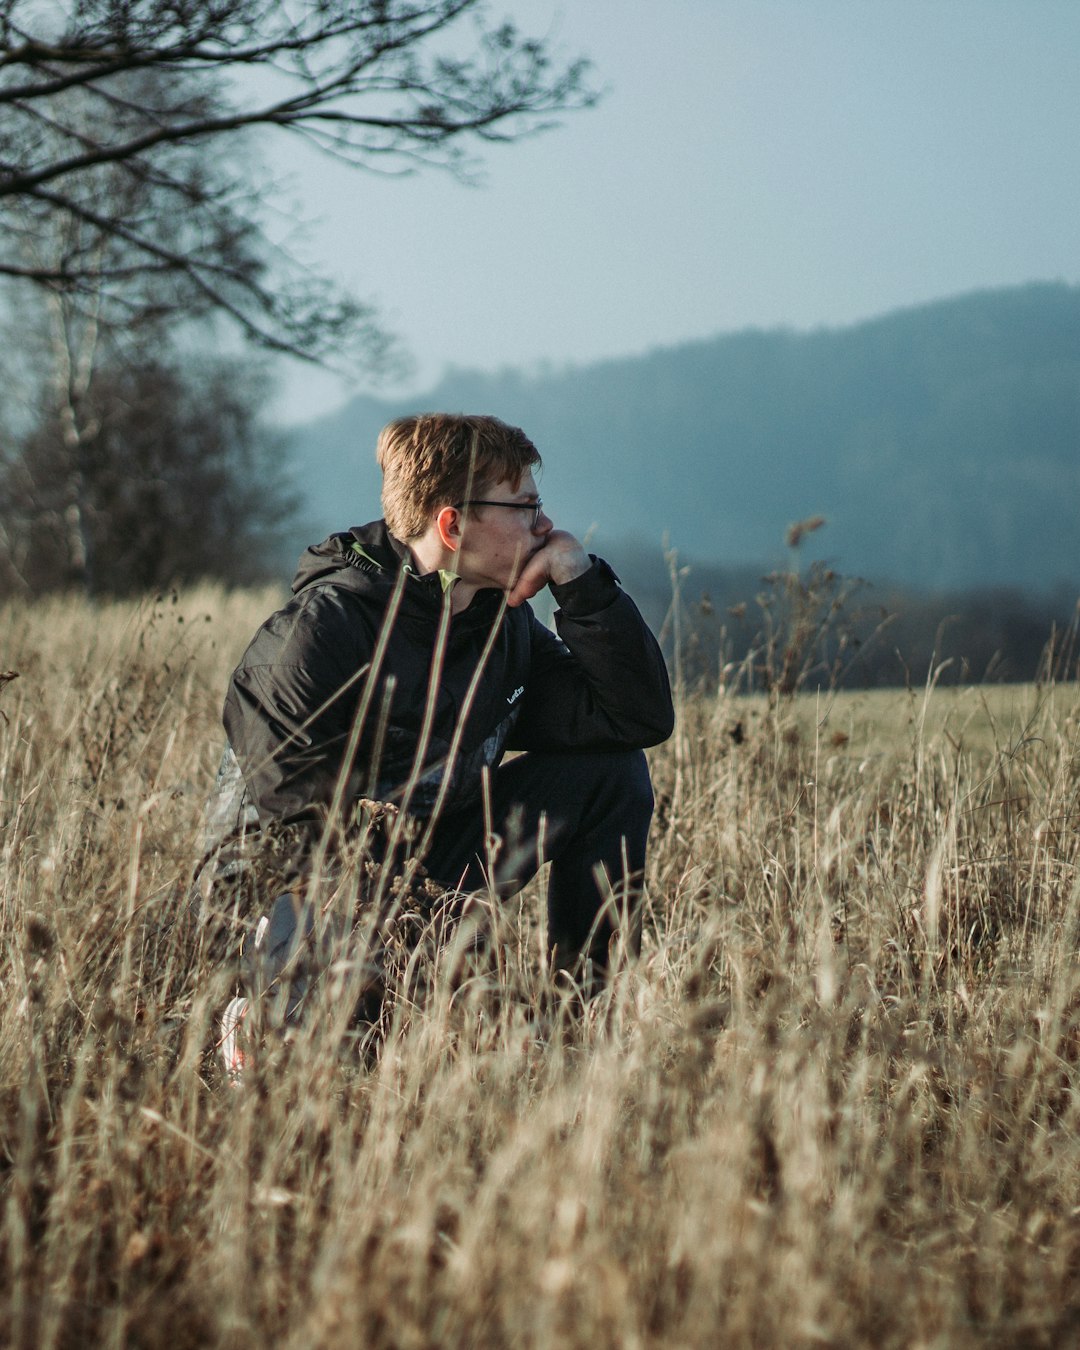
[455,498,544,528]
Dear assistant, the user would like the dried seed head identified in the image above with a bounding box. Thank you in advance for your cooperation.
[785,515,827,549]
[25,912,55,954]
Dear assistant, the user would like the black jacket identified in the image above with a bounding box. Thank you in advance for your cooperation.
[215,521,673,843]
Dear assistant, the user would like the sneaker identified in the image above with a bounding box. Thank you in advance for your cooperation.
[218,911,272,1085]
[219,995,251,1084]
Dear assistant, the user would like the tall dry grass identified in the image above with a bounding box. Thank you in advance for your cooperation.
[2,587,1080,1348]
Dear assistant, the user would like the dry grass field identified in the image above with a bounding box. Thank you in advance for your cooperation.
[2,587,1080,1348]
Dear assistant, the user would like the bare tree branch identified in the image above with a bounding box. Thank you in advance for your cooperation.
[0,0,597,365]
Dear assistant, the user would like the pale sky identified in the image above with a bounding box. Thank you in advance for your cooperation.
[268,0,1080,425]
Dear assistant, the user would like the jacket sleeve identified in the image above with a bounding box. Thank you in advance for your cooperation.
[222,592,377,828]
[509,557,674,751]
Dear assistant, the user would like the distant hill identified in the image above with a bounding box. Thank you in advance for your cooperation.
[285,283,1080,594]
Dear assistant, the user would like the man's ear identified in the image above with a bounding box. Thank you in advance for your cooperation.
[435,505,461,552]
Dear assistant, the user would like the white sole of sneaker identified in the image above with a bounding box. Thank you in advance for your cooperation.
[219,994,250,1084]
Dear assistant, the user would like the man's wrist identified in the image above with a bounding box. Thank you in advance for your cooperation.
[549,556,620,614]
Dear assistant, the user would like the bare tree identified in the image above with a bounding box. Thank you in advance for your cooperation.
[2,119,200,589]
[0,132,299,595]
[0,344,298,596]
[0,0,596,365]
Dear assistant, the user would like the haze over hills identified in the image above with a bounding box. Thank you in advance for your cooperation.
[286,283,1080,595]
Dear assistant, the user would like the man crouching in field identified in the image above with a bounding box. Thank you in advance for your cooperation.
[196,413,674,1073]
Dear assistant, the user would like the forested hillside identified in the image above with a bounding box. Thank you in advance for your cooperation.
[288,283,1080,595]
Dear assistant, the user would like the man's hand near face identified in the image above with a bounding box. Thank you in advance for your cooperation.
[506,530,590,608]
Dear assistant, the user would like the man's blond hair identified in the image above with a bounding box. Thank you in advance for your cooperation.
[377,414,541,540]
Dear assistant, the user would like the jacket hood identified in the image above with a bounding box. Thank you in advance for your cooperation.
[291,519,406,595]
[290,519,505,628]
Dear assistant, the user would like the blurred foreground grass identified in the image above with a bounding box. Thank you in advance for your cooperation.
[1,588,1079,1348]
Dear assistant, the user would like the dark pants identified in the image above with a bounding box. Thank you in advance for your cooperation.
[254,748,655,1012]
[423,747,655,969]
